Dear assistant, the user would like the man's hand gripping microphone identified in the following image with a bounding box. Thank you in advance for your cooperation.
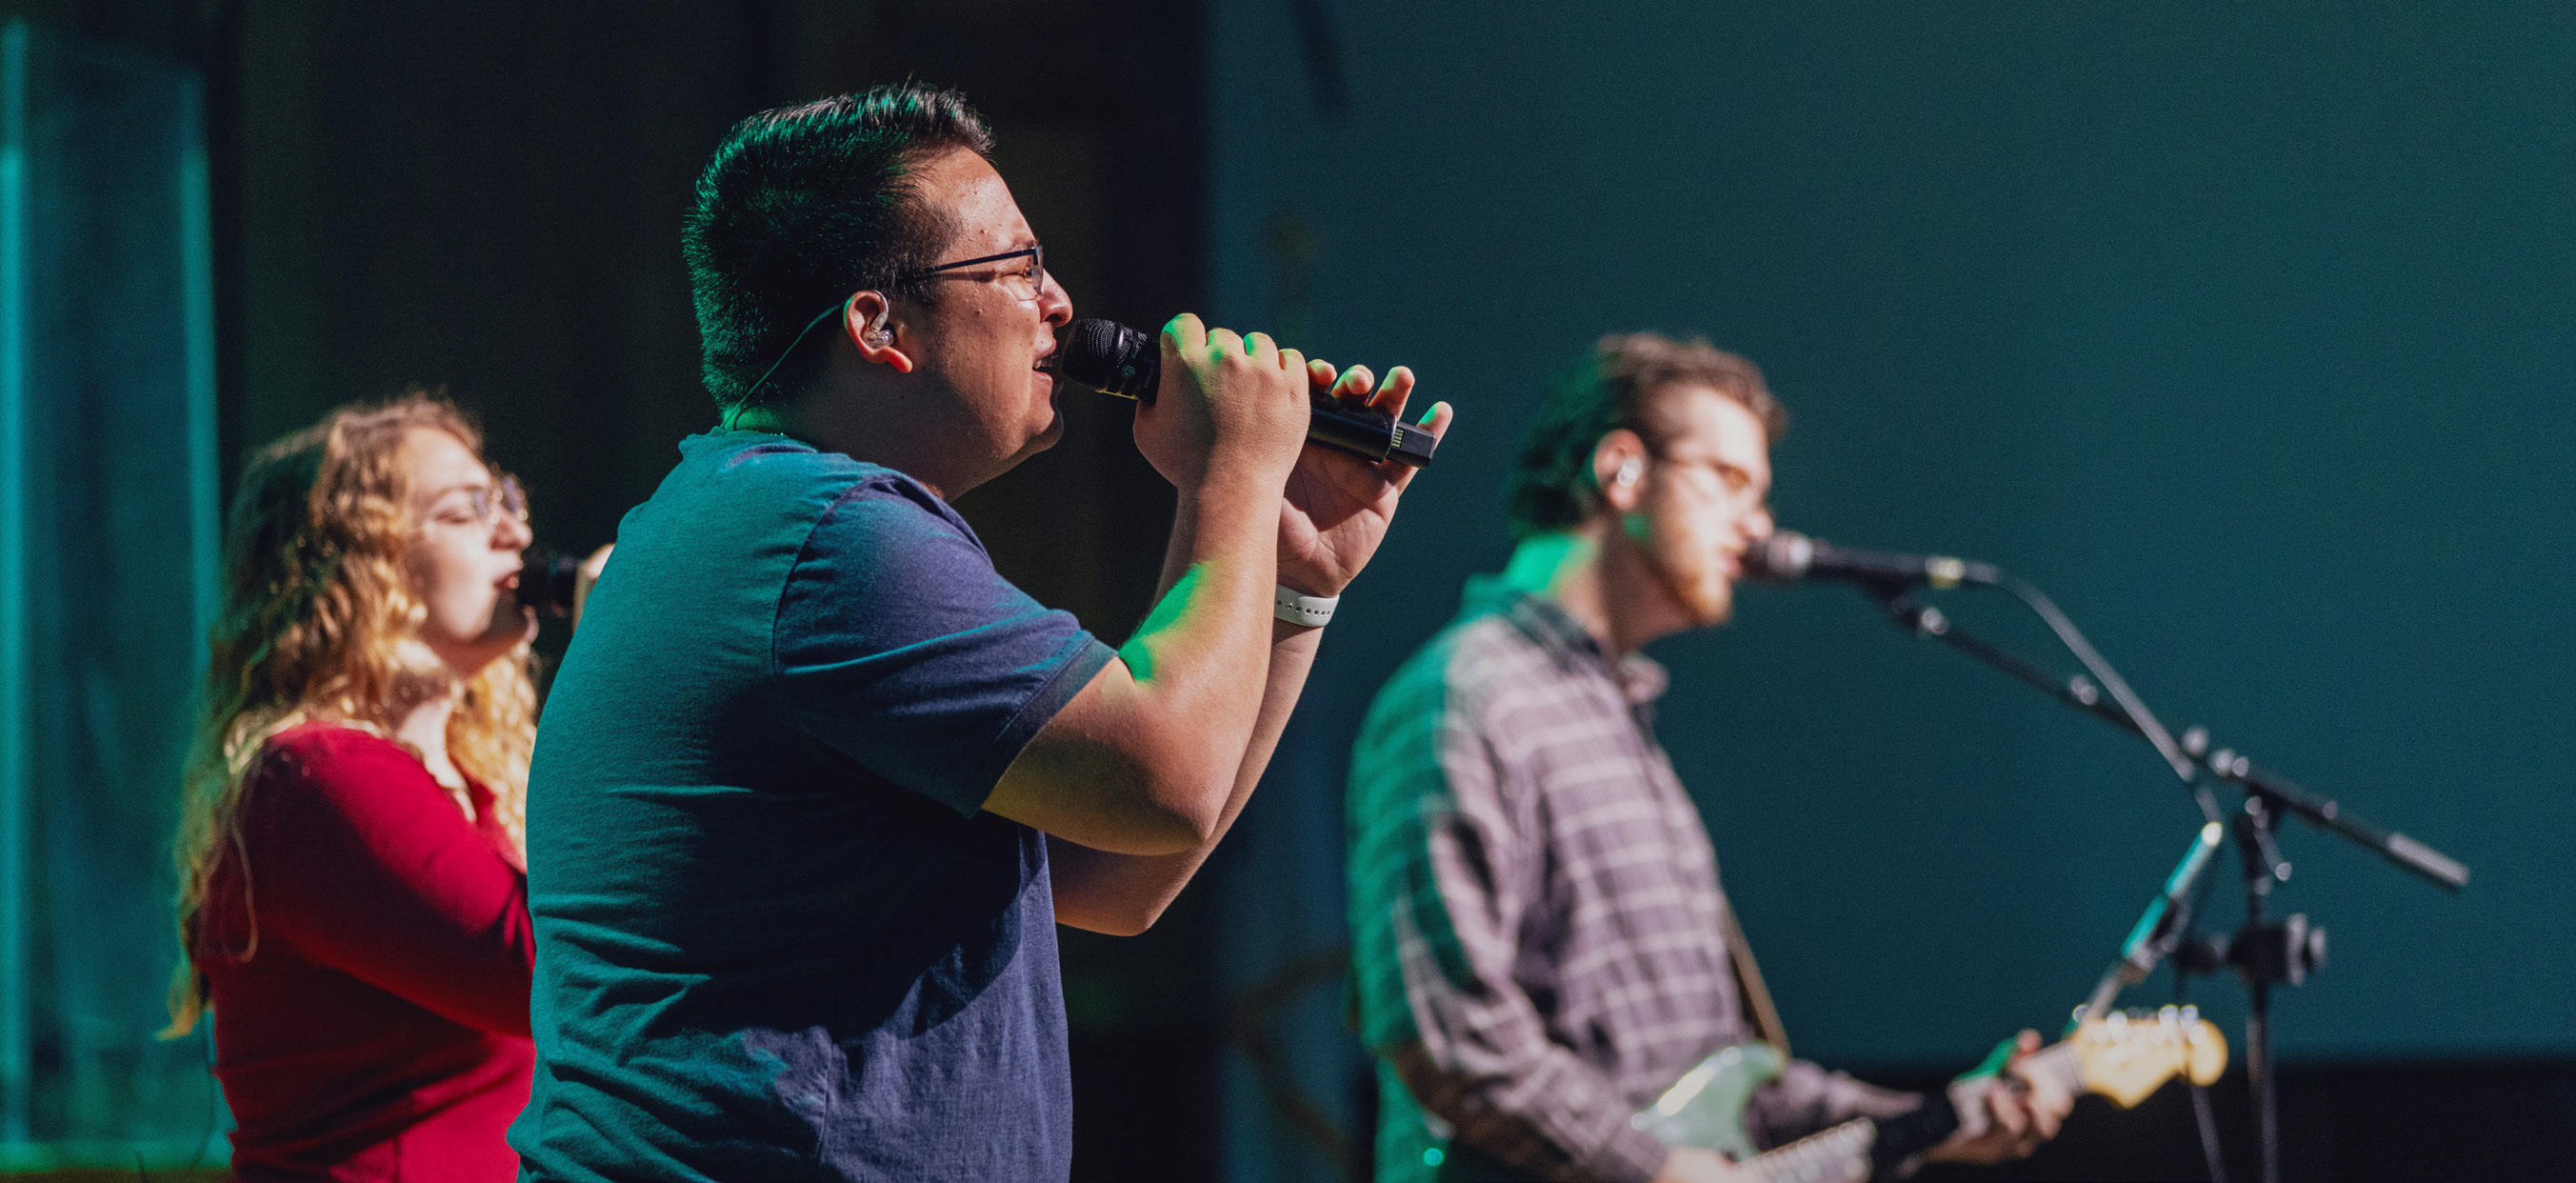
[1056,318,1439,468]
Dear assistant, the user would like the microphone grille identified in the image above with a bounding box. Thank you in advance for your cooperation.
[1744,531,1814,583]
[523,548,583,617]
[1060,318,1153,399]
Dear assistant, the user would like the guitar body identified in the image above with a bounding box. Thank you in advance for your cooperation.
[1628,1041,1785,1163]
[1629,1010,2228,1183]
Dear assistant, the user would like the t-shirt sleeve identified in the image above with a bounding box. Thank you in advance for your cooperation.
[772,477,1114,817]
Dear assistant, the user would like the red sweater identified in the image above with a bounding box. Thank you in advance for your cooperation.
[196,723,535,1182]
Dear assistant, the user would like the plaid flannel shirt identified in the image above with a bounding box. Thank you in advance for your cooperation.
[1348,578,1912,1183]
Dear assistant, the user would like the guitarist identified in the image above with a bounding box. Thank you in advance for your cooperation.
[1346,334,2073,1183]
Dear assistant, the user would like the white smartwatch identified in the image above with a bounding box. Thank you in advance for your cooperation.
[1273,584,1340,628]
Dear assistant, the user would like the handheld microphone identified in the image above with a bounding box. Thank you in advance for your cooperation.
[1743,531,2000,589]
[521,547,585,618]
[1055,318,1439,468]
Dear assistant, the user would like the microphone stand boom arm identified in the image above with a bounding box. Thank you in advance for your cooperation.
[1854,576,2467,892]
[1843,565,2466,1183]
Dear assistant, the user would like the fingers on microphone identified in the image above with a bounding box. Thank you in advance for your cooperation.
[1308,357,1340,397]
[1162,312,1207,353]
[1388,401,1452,493]
[1375,364,1415,413]
[1417,399,1453,436]
[1334,364,1376,404]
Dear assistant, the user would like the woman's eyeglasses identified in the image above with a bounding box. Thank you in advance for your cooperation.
[463,473,528,528]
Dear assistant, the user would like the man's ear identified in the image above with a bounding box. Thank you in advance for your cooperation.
[843,291,914,374]
[1590,429,1648,514]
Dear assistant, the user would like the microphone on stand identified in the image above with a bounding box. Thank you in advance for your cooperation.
[1743,530,2001,589]
[1053,318,1440,468]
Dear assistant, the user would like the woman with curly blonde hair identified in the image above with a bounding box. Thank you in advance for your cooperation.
[168,393,543,1181]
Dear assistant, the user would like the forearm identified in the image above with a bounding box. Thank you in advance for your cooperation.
[1051,612,1318,933]
[986,479,1286,853]
[1104,484,1282,815]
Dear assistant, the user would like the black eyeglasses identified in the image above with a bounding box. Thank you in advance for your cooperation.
[734,244,1050,411]
[899,245,1047,299]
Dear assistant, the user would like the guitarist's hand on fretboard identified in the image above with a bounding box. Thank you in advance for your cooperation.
[1921,1031,2075,1167]
[1631,1010,2221,1182]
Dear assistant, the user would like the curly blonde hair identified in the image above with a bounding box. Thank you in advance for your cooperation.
[163,392,537,1037]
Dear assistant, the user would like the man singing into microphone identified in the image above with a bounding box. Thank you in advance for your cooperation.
[512,85,1446,1181]
[1346,334,2065,1183]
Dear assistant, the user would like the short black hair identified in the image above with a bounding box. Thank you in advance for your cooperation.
[683,84,995,413]
[1504,332,1788,541]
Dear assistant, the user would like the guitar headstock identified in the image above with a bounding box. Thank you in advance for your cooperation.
[2068,1006,2228,1108]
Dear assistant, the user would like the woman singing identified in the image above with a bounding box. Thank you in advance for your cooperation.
[165,394,543,1181]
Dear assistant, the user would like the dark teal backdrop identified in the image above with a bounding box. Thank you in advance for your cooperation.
[1205,4,2574,1176]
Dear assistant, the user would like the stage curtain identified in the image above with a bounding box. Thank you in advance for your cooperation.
[0,17,227,1171]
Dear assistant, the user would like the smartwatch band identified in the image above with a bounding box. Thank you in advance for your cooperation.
[1273,585,1340,627]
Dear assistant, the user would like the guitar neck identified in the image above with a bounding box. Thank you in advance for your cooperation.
[1739,1042,2086,1183]
[1689,1013,2225,1183]
[2023,1041,2087,1096]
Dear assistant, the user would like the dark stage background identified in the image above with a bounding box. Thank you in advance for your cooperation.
[1203,2,2575,1181]
[3,2,2570,1181]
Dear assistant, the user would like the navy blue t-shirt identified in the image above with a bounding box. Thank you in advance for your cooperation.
[511,431,1114,1182]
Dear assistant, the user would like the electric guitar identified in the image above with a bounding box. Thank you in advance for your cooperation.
[1631,1006,2229,1183]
